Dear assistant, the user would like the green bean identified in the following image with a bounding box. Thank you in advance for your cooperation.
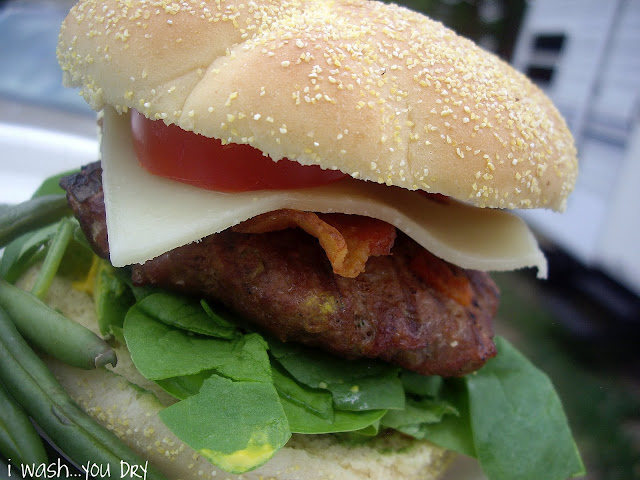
[0,381,48,468]
[0,306,169,480]
[0,279,116,370]
[0,195,70,249]
[30,217,74,300]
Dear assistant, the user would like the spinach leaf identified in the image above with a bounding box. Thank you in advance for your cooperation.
[271,363,384,435]
[281,397,386,435]
[200,300,245,332]
[380,396,459,439]
[159,374,290,474]
[466,336,585,480]
[400,370,443,397]
[123,308,270,382]
[270,340,405,411]
[412,378,476,457]
[380,371,469,454]
[124,295,292,473]
[133,291,240,339]
[271,362,333,421]
[156,370,214,400]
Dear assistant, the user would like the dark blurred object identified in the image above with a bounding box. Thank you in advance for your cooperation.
[540,242,640,367]
[392,0,527,60]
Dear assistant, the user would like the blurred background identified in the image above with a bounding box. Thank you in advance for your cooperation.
[0,0,638,478]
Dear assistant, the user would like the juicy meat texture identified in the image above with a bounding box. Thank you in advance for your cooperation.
[61,162,499,376]
[133,230,499,376]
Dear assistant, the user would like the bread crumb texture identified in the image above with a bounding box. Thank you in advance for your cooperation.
[17,268,453,480]
[57,0,577,210]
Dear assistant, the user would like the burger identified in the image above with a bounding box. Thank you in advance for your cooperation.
[7,0,584,479]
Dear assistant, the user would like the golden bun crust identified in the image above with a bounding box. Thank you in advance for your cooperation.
[57,0,577,210]
[18,268,454,480]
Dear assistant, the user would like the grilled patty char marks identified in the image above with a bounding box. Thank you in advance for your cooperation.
[61,162,498,377]
[59,162,108,257]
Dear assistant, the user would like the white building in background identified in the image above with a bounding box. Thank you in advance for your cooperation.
[511,0,640,295]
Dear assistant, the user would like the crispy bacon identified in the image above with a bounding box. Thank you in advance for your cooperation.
[233,210,396,278]
[410,249,474,307]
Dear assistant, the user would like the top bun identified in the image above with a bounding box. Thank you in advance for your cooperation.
[57,0,577,211]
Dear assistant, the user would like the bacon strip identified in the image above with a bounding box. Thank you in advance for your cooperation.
[409,249,474,306]
[232,209,396,278]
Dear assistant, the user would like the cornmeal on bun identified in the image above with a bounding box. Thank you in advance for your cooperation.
[57,0,577,209]
[48,1,584,479]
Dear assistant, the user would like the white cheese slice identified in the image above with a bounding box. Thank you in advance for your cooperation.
[102,107,547,277]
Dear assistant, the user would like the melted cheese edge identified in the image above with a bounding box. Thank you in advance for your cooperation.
[102,108,547,278]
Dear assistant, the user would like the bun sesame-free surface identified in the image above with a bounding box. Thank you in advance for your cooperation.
[57,0,577,210]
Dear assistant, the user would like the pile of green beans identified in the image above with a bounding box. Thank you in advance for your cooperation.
[0,195,168,479]
[0,380,48,468]
[30,216,75,300]
[0,306,167,480]
[0,278,116,370]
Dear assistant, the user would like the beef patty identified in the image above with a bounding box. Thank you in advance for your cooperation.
[60,162,499,376]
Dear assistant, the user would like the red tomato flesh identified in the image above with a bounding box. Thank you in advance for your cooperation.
[130,110,347,192]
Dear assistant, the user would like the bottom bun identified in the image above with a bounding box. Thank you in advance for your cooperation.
[20,268,455,480]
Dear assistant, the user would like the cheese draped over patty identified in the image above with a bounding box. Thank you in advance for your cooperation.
[101,108,547,277]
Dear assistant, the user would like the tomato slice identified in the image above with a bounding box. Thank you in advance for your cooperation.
[130,110,347,192]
